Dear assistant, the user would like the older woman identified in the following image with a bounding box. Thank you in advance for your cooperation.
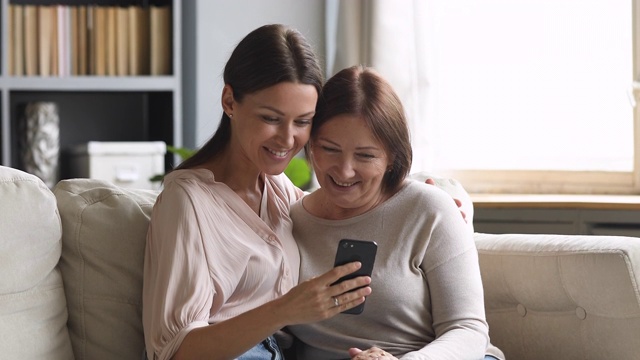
[288,66,504,360]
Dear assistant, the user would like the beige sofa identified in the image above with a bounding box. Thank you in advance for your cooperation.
[2,165,640,360]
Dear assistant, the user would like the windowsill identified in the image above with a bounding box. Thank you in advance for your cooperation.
[470,194,640,211]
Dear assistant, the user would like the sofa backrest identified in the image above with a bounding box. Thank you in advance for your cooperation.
[0,166,74,359]
[476,232,640,360]
[54,179,159,360]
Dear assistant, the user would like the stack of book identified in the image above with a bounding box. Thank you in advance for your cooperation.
[8,4,172,77]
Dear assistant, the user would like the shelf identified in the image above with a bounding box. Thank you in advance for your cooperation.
[0,0,181,172]
[1,76,178,91]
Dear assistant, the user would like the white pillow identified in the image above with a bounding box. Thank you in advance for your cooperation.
[0,166,74,360]
[54,179,159,360]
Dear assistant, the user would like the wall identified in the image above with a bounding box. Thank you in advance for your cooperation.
[182,0,327,149]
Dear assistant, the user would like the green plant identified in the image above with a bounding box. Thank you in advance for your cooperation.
[149,146,196,182]
[167,145,196,161]
[284,156,312,190]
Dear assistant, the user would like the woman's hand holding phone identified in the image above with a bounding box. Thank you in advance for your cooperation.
[273,261,372,326]
[333,239,377,314]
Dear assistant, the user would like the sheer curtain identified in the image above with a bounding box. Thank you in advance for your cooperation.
[325,0,434,173]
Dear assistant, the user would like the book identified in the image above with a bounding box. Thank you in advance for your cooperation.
[128,6,150,75]
[10,4,27,76]
[70,6,78,75]
[24,5,38,76]
[9,4,14,75]
[150,5,171,75]
[58,5,72,77]
[50,6,58,76]
[106,6,117,76]
[78,6,88,75]
[94,6,107,75]
[38,5,52,76]
[116,6,129,76]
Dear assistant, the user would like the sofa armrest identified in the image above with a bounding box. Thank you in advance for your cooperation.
[475,232,640,360]
[0,166,73,359]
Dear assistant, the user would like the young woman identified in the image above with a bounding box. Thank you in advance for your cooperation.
[288,66,504,360]
[142,25,372,360]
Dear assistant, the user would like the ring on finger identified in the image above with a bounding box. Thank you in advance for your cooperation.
[332,296,339,307]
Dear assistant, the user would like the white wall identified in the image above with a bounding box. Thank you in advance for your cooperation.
[182,0,326,149]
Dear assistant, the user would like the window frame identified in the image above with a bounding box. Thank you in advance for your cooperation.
[438,0,640,195]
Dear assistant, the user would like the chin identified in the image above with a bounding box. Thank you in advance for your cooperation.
[264,165,288,176]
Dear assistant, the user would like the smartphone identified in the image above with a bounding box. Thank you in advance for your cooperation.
[332,239,378,315]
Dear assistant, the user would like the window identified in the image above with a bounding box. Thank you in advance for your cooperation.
[423,0,638,194]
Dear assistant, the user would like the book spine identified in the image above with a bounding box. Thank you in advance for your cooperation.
[116,6,129,76]
[37,5,52,76]
[106,6,117,76]
[23,5,38,76]
[150,5,172,75]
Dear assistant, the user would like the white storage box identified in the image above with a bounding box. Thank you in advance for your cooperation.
[69,141,166,190]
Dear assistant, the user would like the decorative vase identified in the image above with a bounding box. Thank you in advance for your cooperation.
[21,102,60,188]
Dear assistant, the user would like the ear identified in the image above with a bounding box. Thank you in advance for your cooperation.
[221,84,235,116]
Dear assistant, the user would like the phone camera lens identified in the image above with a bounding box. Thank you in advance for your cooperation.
[342,242,349,248]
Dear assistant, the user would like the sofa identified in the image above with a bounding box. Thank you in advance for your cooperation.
[1,165,640,360]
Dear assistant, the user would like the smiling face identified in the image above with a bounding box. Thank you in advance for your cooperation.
[224,81,318,176]
[310,114,393,219]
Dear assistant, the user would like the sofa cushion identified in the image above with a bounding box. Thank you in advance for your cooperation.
[0,166,74,359]
[476,233,640,360]
[54,179,159,360]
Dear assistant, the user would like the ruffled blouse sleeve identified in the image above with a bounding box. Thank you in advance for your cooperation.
[142,179,216,360]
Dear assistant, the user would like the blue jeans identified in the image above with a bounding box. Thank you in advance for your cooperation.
[237,335,283,360]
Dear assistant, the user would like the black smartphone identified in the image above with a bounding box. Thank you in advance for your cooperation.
[332,239,378,315]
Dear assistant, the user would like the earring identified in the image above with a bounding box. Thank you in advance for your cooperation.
[227,113,233,118]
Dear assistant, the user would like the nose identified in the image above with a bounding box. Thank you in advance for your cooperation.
[277,123,296,148]
[336,155,356,178]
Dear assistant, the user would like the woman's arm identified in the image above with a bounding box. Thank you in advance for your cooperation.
[144,182,372,360]
[174,263,372,360]
[403,193,489,360]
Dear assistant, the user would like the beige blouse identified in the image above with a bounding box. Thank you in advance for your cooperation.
[142,169,303,360]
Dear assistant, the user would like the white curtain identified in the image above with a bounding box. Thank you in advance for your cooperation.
[325,0,435,172]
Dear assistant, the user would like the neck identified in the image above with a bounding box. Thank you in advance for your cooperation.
[202,147,262,191]
[198,149,265,215]
[304,189,390,220]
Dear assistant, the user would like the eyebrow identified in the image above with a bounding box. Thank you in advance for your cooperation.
[260,105,315,118]
[318,137,382,151]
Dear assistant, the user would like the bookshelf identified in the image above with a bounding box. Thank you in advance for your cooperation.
[0,0,181,175]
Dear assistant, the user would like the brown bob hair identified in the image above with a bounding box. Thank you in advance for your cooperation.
[308,65,412,194]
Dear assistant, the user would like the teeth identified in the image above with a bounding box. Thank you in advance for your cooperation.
[333,178,355,187]
[267,148,288,157]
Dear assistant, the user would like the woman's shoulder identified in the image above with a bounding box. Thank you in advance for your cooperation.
[265,173,304,204]
[397,179,455,205]
[164,168,215,185]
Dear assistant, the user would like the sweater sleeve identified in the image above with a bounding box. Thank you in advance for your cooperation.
[142,181,215,360]
[403,189,489,360]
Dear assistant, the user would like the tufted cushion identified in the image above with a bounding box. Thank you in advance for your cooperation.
[476,233,640,360]
[0,166,74,359]
[54,179,159,360]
